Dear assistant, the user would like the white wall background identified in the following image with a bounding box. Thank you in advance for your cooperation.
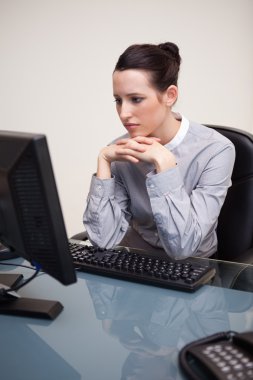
[0,0,252,237]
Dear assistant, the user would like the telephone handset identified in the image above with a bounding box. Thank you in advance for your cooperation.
[179,331,253,380]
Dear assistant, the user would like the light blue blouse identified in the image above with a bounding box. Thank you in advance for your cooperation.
[83,116,235,259]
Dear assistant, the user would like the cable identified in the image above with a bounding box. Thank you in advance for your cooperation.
[0,262,41,295]
[6,268,40,293]
[0,262,36,270]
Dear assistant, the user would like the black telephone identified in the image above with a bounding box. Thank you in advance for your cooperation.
[179,331,253,380]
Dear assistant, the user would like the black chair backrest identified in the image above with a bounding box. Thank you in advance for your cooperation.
[205,125,253,261]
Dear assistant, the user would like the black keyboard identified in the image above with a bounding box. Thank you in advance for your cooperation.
[69,240,216,292]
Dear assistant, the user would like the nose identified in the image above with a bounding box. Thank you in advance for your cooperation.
[118,101,132,120]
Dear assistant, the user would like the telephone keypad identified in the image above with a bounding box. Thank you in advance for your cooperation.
[200,341,253,379]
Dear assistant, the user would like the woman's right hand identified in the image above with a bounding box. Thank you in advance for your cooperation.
[96,138,158,179]
[99,143,141,164]
[97,144,141,179]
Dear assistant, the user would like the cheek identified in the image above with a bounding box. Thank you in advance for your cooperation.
[140,102,160,118]
[145,103,166,123]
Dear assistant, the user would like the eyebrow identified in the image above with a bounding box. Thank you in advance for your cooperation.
[113,92,145,97]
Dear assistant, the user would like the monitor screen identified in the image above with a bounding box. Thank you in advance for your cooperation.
[0,130,76,286]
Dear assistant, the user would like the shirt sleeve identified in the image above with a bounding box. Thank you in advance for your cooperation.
[83,173,131,248]
[146,143,235,259]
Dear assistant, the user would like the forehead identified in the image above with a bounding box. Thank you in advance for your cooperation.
[113,69,154,95]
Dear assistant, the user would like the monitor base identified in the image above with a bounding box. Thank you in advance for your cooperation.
[0,297,63,320]
[0,273,24,288]
[0,273,63,320]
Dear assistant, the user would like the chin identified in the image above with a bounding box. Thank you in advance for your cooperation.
[129,132,140,138]
[130,132,146,138]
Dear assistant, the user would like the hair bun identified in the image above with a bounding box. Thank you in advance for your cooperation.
[158,42,181,65]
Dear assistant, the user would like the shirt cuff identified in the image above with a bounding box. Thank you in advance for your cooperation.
[89,174,115,197]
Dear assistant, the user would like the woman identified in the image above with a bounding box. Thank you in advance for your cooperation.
[83,42,235,259]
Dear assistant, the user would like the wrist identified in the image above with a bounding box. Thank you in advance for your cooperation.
[97,155,112,179]
[154,153,177,173]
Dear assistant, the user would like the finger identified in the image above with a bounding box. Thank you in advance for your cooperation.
[116,147,144,158]
[150,137,161,142]
[132,136,153,144]
[116,154,139,163]
[117,140,147,152]
[116,138,131,145]
[132,136,161,144]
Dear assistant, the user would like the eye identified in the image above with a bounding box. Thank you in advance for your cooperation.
[114,97,122,105]
[131,97,143,104]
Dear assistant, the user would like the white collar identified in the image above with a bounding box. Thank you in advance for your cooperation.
[166,114,189,150]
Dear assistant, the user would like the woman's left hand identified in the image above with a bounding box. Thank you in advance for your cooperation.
[116,136,177,172]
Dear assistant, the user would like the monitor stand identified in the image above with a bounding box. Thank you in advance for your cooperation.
[0,244,19,260]
[0,273,63,320]
[0,273,24,287]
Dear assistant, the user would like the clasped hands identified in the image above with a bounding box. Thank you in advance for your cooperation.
[100,136,176,173]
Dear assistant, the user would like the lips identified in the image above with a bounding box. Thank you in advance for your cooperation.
[124,123,139,130]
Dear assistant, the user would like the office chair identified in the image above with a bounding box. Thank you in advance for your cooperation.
[72,125,253,264]
[205,125,253,263]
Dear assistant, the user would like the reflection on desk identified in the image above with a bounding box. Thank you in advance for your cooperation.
[86,276,253,380]
[1,258,253,380]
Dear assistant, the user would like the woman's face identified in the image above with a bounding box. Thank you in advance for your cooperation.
[113,69,170,138]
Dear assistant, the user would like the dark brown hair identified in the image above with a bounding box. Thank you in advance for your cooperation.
[114,42,181,92]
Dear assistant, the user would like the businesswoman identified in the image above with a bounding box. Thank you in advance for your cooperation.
[83,42,235,259]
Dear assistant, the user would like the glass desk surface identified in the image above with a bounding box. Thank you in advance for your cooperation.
[1,256,253,380]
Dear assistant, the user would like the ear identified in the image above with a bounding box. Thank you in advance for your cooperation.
[165,85,178,107]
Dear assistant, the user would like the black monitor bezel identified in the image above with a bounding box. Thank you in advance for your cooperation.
[0,130,76,286]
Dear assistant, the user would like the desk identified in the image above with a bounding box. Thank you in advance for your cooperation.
[1,256,253,380]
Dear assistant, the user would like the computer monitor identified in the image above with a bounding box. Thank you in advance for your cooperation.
[0,130,77,318]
